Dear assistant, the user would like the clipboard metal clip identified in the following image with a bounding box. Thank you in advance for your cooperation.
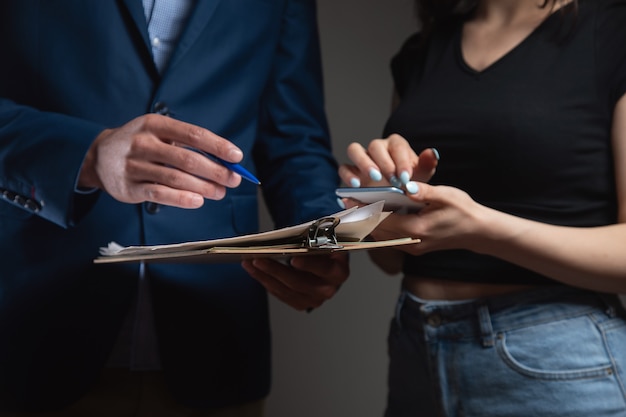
[304,217,343,249]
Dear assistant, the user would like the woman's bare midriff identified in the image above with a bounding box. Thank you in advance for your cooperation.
[403,275,539,300]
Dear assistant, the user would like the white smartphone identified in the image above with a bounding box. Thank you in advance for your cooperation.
[336,186,424,211]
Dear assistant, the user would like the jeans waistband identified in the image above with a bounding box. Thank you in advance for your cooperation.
[396,286,623,347]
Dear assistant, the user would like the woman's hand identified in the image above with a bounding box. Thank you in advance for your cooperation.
[338,134,438,189]
[337,134,441,273]
[375,180,626,292]
[370,182,490,256]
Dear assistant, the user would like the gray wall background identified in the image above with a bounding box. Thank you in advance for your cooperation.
[264,1,418,416]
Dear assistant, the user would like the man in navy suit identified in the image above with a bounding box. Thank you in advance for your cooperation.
[0,1,348,415]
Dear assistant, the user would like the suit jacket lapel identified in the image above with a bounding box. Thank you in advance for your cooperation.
[166,0,223,73]
[119,0,152,53]
[117,0,223,76]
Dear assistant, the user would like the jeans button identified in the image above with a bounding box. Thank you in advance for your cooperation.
[426,313,442,327]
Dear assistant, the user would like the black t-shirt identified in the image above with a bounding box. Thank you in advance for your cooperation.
[384,0,626,284]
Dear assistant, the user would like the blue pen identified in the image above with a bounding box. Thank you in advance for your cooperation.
[190,147,261,185]
[215,156,261,185]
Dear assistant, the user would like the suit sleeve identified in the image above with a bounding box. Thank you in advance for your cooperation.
[0,98,105,228]
[252,0,341,228]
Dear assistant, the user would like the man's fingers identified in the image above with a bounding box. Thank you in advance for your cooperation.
[241,260,323,311]
[242,255,348,311]
[137,114,243,163]
[125,158,231,203]
[146,143,242,188]
[138,183,206,208]
[290,253,349,286]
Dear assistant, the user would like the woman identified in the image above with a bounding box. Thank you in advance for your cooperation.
[339,0,626,416]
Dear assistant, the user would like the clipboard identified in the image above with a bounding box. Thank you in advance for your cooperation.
[94,201,420,264]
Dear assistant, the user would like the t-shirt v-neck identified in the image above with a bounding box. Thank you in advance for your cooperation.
[456,5,569,76]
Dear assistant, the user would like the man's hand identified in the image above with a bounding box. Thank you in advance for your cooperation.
[78,114,244,208]
[241,252,349,311]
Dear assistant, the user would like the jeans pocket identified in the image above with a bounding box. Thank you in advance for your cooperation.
[496,314,613,381]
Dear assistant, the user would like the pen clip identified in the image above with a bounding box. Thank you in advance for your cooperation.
[303,217,343,249]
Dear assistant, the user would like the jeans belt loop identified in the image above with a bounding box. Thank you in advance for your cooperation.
[395,291,408,330]
[477,304,495,348]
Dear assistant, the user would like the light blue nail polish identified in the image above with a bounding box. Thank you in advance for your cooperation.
[406,181,419,194]
[431,148,440,161]
[369,168,382,182]
[337,198,345,209]
[400,171,410,185]
[350,177,361,188]
[389,176,402,188]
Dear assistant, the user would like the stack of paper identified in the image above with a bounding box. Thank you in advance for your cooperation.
[94,201,419,264]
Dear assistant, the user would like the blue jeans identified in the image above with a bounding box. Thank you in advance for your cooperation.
[386,286,626,417]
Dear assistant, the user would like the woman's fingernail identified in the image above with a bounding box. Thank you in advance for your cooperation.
[400,171,410,184]
[350,177,361,188]
[389,176,403,188]
[431,148,440,161]
[405,181,419,194]
[369,168,382,182]
[337,198,345,209]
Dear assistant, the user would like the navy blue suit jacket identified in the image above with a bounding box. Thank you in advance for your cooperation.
[0,0,339,411]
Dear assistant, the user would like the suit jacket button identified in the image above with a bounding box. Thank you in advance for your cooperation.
[153,101,170,116]
[145,201,160,214]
